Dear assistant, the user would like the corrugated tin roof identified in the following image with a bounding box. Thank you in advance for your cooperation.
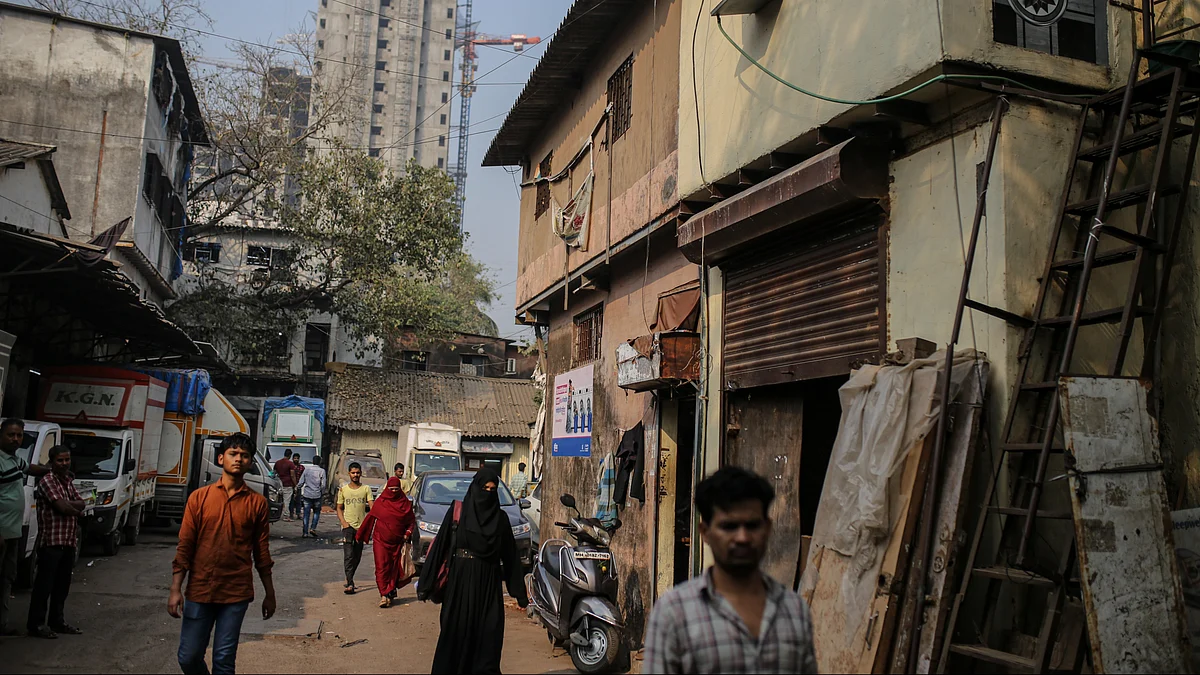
[481,0,642,167]
[327,366,539,438]
[0,138,54,168]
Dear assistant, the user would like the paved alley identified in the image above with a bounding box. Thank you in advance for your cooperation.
[1,516,573,674]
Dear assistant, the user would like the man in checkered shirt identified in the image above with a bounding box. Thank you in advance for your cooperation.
[644,466,818,674]
[27,444,86,639]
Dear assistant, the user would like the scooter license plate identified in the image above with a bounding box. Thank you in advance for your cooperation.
[574,551,611,560]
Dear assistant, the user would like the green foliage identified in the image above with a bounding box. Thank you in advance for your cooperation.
[170,150,497,365]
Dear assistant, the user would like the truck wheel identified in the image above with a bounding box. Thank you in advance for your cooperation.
[101,529,121,556]
[123,515,141,546]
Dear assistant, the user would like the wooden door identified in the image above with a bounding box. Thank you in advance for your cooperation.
[724,385,804,587]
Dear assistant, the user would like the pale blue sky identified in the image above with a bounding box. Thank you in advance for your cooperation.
[195,0,573,339]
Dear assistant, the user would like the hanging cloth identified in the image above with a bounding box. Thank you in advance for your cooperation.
[614,422,646,505]
[595,452,617,527]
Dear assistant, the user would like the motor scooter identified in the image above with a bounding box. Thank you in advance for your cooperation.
[525,493,624,674]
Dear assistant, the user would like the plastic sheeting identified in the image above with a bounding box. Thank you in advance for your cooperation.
[802,349,982,640]
[130,367,211,415]
[262,395,326,431]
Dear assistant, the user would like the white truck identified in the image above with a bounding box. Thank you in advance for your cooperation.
[260,396,324,467]
[404,422,463,477]
[38,366,166,555]
[149,370,283,523]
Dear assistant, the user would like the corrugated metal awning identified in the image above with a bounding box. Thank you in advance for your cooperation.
[677,139,888,264]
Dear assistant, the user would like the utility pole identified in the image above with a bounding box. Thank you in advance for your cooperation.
[452,0,541,233]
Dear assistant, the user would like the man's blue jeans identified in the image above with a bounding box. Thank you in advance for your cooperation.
[302,496,322,535]
[178,600,250,675]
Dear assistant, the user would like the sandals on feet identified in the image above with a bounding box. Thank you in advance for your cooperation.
[51,624,82,635]
[29,627,57,639]
[344,585,356,595]
[379,596,391,608]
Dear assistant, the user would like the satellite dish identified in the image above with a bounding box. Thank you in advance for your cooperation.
[1010,0,1069,27]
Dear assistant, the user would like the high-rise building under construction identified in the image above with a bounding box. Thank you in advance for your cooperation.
[314,0,456,173]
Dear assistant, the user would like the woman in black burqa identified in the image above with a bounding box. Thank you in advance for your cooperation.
[418,468,528,674]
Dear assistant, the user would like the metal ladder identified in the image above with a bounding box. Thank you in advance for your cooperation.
[932,50,1200,673]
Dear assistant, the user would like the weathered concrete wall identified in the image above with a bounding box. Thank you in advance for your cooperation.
[0,162,65,236]
[538,241,697,649]
[515,1,682,308]
[678,0,1132,199]
[0,9,154,241]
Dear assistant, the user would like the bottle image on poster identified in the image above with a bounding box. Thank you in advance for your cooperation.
[552,364,594,457]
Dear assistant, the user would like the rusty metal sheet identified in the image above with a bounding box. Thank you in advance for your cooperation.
[1059,376,1191,673]
[722,223,882,389]
[677,139,888,263]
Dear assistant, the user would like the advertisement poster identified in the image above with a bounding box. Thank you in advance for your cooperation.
[552,364,594,457]
[1172,508,1200,672]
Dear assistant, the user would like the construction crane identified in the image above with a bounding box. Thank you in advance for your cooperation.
[452,0,541,232]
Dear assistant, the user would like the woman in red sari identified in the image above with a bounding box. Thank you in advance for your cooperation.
[356,477,416,607]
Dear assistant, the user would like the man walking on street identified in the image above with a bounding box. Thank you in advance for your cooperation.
[336,462,373,594]
[0,418,48,636]
[27,445,85,639]
[289,456,305,520]
[510,462,530,499]
[272,449,297,522]
[395,463,413,495]
[169,432,275,675]
[298,456,327,538]
[643,466,817,674]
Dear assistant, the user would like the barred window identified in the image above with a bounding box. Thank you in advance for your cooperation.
[535,153,553,219]
[607,55,633,142]
[573,305,603,365]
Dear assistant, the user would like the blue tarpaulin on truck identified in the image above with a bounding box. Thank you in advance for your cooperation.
[131,367,211,415]
[262,395,326,431]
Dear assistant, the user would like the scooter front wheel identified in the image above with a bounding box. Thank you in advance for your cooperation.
[570,621,621,674]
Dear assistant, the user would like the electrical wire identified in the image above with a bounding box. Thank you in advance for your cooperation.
[713,16,1093,105]
[0,116,505,153]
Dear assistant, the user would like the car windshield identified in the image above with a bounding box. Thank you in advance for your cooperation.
[346,457,388,480]
[268,445,317,465]
[414,453,460,474]
[421,475,514,506]
[64,434,122,479]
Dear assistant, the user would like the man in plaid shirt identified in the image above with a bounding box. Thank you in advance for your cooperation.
[644,466,818,674]
[27,445,85,639]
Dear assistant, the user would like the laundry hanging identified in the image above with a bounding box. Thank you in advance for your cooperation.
[614,422,646,505]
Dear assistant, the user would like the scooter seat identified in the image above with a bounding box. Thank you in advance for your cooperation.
[541,540,567,579]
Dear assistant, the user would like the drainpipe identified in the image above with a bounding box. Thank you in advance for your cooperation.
[90,108,109,235]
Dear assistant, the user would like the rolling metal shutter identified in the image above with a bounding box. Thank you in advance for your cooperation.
[723,219,884,389]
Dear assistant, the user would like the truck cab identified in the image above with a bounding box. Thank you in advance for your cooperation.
[15,420,61,586]
[61,427,139,555]
[404,423,463,477]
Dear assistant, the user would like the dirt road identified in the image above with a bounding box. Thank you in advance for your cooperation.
[1,516,574,674]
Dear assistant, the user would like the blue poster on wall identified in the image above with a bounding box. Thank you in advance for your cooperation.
[551,363,594,457]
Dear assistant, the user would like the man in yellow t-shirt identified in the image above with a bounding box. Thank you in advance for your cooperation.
[395,462,415,496]
[337,463,374,594]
